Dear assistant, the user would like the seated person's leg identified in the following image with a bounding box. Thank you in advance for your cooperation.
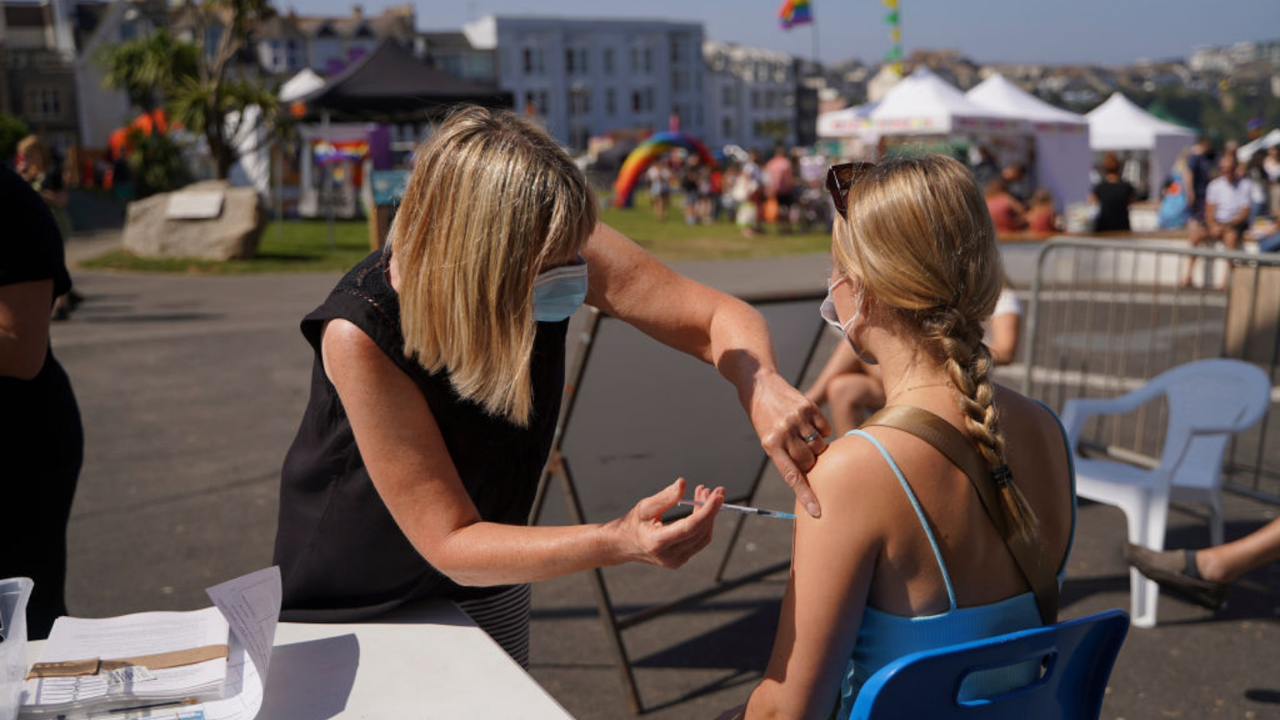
[826,367,886,436]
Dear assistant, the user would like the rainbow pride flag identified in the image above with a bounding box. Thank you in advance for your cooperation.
[778,0,812,29]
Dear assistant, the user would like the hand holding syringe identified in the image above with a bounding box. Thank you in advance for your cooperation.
[678,499,795,520]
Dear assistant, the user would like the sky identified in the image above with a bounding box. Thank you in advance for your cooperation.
[291,0,1280,66]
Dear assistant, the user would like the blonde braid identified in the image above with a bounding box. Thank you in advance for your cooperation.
[930,308,1039,544]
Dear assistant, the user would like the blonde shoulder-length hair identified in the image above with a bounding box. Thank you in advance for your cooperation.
[832,154,1038,542]
[390,105,598,427]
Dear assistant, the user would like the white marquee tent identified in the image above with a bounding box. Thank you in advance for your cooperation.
[1087,92,1195,192]
[1237,128,1280,162]
[966,74,1092,208]
[817,102,878,139]
[869,68,1026,136]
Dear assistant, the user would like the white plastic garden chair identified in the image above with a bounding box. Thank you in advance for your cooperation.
[1060,358,1271,628]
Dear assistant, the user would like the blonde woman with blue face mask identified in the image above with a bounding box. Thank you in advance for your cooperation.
[720,156,1075,719]
[272,106,830,665]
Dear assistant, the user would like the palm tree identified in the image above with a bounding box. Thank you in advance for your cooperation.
[100,29,199,115]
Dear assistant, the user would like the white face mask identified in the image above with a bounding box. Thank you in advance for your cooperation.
[819,274,878,365]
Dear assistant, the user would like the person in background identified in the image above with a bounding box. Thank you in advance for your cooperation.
[1263,145,1280,218]
[273,107,831,666]
[984,177,1027,233]
[646,162,670,222]
[1026,189,1059,233]
[1001,161,1030,204]
[0,165,83,639]
[1125,517,1280,611]
[1181,151,1253,287]
[1185,136,1215,222]
[720,156,1073,720]
[1090,152,1135,233]
[970,145,999,190]
[15,135,79,319]
[681,154,703,226]
[1243,150,1270,221]
[805,275,1022,436]
[765,145,797,235]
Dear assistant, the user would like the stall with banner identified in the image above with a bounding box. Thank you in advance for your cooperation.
[966,74,1092,209]
[868,68,1031,171]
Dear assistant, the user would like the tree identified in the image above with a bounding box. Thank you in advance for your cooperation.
[100,29,199,115]
[0,112,30,166]
[169,0,281,180]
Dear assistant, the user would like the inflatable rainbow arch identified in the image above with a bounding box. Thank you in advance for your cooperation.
[612,131,716,208]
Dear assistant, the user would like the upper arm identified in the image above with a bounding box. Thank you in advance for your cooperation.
[320,319,482,567]
[988,313,1020,365]
[0,279,54,380]
[582,223,754,364]
[750,440,888,718]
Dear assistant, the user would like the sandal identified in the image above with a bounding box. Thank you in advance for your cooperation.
[1124,543,1229,611]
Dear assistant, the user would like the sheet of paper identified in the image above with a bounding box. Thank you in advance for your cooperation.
[204,568,280,682]
[197,567,281,720]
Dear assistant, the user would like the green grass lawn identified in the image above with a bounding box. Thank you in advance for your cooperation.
[79,193,831,274]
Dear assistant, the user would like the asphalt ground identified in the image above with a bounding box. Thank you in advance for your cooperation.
[45,232,1280,720]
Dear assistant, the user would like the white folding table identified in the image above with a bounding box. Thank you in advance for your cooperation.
[25,600,575,720]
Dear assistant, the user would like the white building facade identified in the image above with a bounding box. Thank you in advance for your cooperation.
[703,40,797,151]
[463,15,705,151]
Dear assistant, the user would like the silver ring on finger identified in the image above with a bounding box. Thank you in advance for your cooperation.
[803,430,820,444]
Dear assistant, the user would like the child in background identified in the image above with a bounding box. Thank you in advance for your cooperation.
[1026,189,1059,233]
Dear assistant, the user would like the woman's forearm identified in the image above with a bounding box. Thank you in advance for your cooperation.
[430,520,617,586]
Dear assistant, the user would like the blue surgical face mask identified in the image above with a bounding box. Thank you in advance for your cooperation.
[820,274,878,365]
[533,256,588,322]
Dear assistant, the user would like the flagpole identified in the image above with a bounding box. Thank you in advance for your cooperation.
[810,13,820,73]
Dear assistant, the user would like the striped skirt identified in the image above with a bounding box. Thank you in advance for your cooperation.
[456,583,532,669]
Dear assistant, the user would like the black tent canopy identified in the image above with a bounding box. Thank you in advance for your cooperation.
[295,39,512,122]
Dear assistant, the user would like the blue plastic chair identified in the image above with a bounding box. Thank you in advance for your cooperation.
[848,610,1130,720]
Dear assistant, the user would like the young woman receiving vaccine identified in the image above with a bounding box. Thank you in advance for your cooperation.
[719,156,1075,719]
[272,107,830,665]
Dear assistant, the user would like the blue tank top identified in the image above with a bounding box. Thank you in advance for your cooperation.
[838,422,1076,715]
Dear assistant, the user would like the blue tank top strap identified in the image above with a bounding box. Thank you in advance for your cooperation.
[847,429,958,611]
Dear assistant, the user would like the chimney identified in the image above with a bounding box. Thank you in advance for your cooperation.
[351,4,363,20]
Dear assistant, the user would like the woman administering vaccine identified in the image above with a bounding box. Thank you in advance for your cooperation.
[273,107,830,665]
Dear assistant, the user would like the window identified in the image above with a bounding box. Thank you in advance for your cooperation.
[579,48,588,74]
[671,38,680,63]
[566,48,575,74]
[630,47,638,73]
[645,87,654,111]
[643,47,653,73]
[722,116,732,138]
[523,48,534,74]
[671,69,681,92]
[606,87,616,115]
[603,48,614,74]
[25,87,62,120]
[722,85,733,105]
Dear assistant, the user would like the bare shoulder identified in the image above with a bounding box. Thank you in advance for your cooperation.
[320,318,390,383]
[807,431,906,528]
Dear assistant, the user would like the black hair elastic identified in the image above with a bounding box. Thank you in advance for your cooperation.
[991,465,1014,488]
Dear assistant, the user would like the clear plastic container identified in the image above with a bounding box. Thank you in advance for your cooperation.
[0,577,33,720]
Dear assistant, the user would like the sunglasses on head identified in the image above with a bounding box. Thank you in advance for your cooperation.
[825,162,875,218]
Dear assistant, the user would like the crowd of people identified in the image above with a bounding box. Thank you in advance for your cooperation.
[644,145,832,236]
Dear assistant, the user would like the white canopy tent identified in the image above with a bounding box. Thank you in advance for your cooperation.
[1237,128,1280,162]
[966,74,1092,208]
[817,102,878,139]
[280,69,327,104]
[1087,93,1195,193]
[869,68,1026,136]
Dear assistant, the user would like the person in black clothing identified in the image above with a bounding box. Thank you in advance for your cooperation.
[0,166,83,639]
[1090,152,1136,232]
[273,107,831,665]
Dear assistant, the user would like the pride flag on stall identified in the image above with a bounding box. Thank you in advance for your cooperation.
[778,0,812,29]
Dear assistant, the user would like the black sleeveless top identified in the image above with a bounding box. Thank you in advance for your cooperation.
[274,249,567,621]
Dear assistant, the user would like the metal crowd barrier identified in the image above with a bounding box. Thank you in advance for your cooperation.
[1020,237,1280,504]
